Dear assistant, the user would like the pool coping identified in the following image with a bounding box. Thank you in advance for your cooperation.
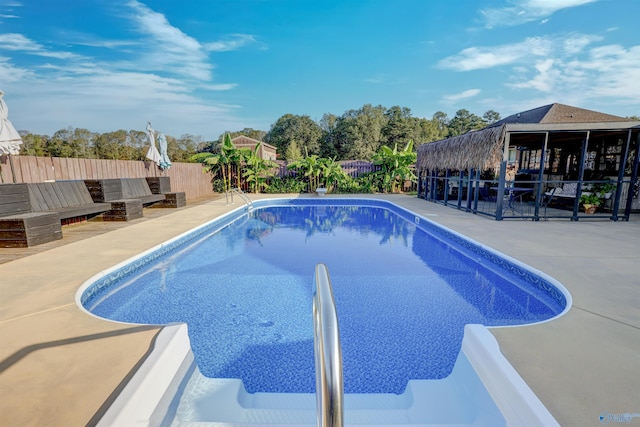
[77,197,571,326]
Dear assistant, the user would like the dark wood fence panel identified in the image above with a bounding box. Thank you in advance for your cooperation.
[1,155,213,200]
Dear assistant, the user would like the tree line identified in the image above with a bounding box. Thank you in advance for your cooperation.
[16,105,501,162]
[213,106,501,162]
[17,127,204,163]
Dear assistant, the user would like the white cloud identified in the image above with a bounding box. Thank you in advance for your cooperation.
[6,68,244,138]
[563,34,603,54]
[481,0,598,28]
[438,37,551,71]
[442,89,481,103]
[1,2,251,139]
[0,33,78,59]
[438,34,604,72]
[0,56,34,82]
[508,44,640,104]
[205,34,258,52]
[126,0,212,81]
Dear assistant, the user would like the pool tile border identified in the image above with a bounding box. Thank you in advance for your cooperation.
[80,199,569,317]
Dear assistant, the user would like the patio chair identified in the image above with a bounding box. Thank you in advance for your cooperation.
[541,187,558,219]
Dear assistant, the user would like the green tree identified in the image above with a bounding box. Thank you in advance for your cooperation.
[334,104,387,160]
[19,132,49,156]
[319,113,339,159]
[94,130,128,160]
[191,133,241,192]
[167,133,201,162]
[285,139,303,162]
[287,150,323,192]
[448,109,486,136]
[242,142,277,193]
[483,110,501,125]
[265,114,322,160]
[318,157,350,192]
[432,111,449,139]
[382,106,412,147]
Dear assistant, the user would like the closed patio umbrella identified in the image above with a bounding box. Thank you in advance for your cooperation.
[0,90,23,182]
[157,132,171,170]
[145,122,162,167]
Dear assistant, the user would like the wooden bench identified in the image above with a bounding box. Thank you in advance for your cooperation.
[0,184,62,247]
[0,183,61,248]
[27,181,112,223]
[85,178,186,212]
[145,177,186,208]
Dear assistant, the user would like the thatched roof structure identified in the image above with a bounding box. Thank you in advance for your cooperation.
[417,103,638,173]
[416,124,506,172]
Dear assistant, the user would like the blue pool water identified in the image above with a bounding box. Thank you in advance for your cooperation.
[82,199,566,395]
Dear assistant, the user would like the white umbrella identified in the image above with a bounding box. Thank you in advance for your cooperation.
[0,90,23,183]
[0,90,23,155]
[157,132,171,170]
[145,122,161,166]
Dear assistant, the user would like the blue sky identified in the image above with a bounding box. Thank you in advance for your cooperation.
[1,0,639,141]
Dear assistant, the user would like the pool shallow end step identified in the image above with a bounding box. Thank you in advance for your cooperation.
[95,324,559,426]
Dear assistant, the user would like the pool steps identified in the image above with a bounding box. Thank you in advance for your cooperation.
[96,324,559,426]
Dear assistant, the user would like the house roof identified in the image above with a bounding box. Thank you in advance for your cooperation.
[491,103,632,126]
[231,135,277,150]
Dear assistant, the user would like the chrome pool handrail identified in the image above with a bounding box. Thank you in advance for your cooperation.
[312,263,344,427]
[225,188,253,211]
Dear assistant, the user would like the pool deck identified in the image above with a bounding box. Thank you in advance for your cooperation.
[1,194,638,427]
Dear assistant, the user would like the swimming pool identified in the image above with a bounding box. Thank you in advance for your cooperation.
[80,199,568,397]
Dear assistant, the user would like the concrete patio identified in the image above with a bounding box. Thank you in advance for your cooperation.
[0,194,638,426]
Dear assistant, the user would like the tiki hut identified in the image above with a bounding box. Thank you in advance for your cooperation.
[416,103,640,221]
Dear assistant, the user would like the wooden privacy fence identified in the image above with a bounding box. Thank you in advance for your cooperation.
[0,155,214,200]
[275,160,379,177]
[0,156,382,198]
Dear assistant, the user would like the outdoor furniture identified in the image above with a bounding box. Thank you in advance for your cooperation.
[0,183,62,247]
[145,177,186,208]
[27,181,112,222]
[84,177,186,211]
[491,186,532,216]
[544,182,589,209]
[1,180,114,247]
[540,187,558,219]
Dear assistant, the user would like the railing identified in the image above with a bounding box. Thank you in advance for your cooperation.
[225,187,253,211]
[312,264,344,427]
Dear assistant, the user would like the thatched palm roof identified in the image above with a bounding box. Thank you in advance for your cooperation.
[416,124,506,172]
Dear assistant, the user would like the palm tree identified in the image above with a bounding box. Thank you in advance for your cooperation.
[318,157,350,192]
[242,142,277,193]
[372,140,416,193]
[288,149,323,192]
[190,133,240,192]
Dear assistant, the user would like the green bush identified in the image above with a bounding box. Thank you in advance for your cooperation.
[264,176,307,194]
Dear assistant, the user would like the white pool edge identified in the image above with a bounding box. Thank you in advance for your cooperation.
[95,323,559,427]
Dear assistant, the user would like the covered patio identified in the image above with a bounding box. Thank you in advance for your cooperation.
[416,103,640,221]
